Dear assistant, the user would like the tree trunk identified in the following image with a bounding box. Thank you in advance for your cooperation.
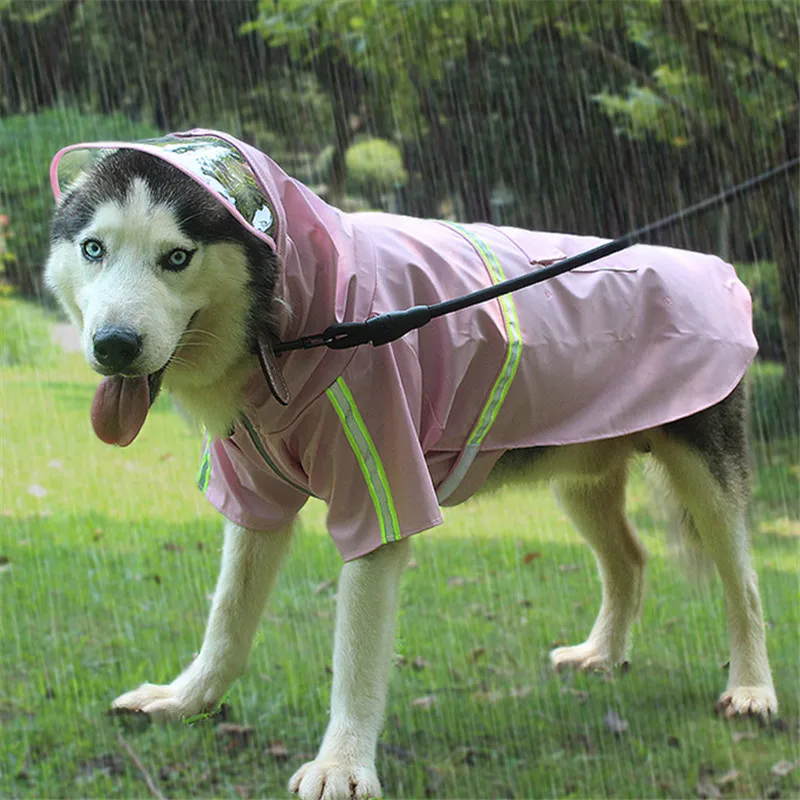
[460,176,493,223]
[415,79,459,217]
[314,48,362,208]
[328,95,350,207]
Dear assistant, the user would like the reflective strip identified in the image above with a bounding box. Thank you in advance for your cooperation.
[326,377,401,545]
[240,415,316,497]
[436,222,522,503]
[197,437,212,492]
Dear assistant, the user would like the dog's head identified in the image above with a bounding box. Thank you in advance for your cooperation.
[46,147,278,445]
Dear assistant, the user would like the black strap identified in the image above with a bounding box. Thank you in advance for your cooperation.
[274,157,799,354]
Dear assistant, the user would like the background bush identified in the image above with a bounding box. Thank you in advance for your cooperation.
[314,137,408,209]
[0,109,160,297]
[345,137,408,204]
[0,213,54,366]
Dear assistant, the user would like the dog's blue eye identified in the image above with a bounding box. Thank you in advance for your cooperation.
[165,248,193,271]
[81,239,104,261]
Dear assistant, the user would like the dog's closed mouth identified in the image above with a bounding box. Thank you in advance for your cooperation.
[148,362,168,406]
[90,361,170,448]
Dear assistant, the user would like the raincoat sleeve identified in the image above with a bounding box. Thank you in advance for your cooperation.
[199,436,309,532]
[296,342,443,561]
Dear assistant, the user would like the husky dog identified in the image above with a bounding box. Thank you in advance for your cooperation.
[46,130,777,800]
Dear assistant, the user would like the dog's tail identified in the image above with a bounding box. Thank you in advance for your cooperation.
[669,506,715,582]
[644,461,715,582]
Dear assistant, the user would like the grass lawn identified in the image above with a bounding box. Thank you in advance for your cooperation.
[1,342,798,799]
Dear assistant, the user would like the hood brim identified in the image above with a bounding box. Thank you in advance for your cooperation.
[50,132,279,253]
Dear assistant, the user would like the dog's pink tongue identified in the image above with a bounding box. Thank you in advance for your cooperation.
[91,375,150,447]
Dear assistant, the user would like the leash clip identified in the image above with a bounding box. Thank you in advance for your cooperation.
[321,321,373,350]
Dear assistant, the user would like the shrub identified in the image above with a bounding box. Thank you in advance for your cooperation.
[0,109,160,297]
[345,137,408,199]
[314,137,408,208]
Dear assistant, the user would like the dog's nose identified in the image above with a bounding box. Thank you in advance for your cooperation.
[93,326,143,372]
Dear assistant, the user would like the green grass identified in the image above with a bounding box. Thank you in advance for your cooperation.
[0,295,57,369]
[1,348,798,799]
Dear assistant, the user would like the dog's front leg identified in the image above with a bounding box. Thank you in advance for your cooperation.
[290,537,411,800]
[112,520,293,720]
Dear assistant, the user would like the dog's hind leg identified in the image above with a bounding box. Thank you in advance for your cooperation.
[550,463,647,672]
[112,520,294,720]
[290,537,411,800]
[651,387,777,718]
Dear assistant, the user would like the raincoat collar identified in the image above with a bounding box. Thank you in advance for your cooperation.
[179,131,376,421]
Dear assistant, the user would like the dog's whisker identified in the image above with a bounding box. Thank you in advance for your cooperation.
[169,357,198,369]
[167,209,207,227]
[181,328,223,342]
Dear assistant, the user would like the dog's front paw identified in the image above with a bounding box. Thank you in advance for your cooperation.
[717,685,778,720]
[111,678,218,722]
[112,657,234,721]
[550,641,615,673]
[289,760,381,800]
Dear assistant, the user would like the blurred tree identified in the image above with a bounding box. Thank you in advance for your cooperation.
[570,0,799,406]
[0,0,274,127]
[244,0,404,204]
[0,0,82,113]
[248,0,634,221]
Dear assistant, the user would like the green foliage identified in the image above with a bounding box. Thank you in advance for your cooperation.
[0,293,55,367]
[346,138,408,191]
[248,0,478,74]
[593,85,682,144]
[737,262,784,362]
[0,109,160,294]
[247,0,557,126]
[578,0,798,149]
[593,64,717,146]
[0,0,63,23]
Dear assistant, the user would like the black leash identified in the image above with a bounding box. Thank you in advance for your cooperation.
[274,157,799,354]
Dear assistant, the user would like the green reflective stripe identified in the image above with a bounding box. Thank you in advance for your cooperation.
[196,439,211,492]
[437,222,522,502]
[240,415,315,497]
[326,377,400,545]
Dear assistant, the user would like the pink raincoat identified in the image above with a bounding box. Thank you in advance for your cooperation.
[53,130,758,561]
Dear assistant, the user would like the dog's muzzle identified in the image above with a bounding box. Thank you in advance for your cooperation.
[90,318,191,447]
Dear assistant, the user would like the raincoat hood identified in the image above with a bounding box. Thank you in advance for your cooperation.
[51,128,376,428]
